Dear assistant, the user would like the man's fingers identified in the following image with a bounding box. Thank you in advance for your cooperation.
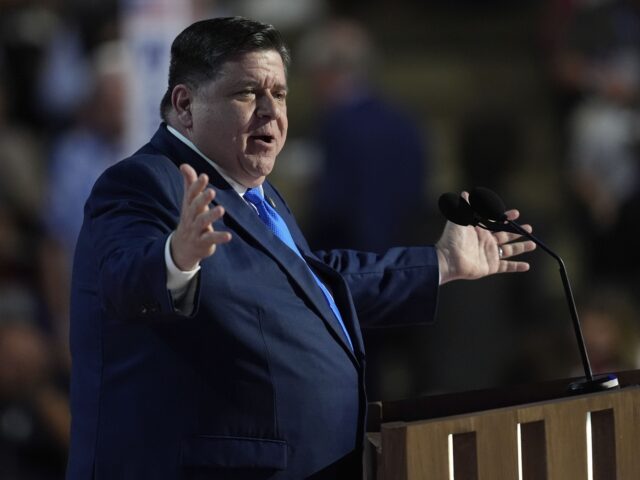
[201,230,232,246]
[195,205,225,231]
[493,224,533,245]
[180,163,197,182]
[187,174,209,204]
[493,231,511,245]
[499,260,530,273]
[505,208,520,221]
[181,163,210,206]
[184,230,232,264]
[172,200,229,270]
[499,240,537,259]
[191,188,215,213]
[209,204,225,224]
[182,187,216,225]
[180,164,198,197]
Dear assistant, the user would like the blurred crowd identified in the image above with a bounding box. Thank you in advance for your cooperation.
[0,0,639,477]
[541,0,640,378]
[1,1,122,478]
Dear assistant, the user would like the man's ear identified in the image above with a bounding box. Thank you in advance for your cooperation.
[171,84,194,128]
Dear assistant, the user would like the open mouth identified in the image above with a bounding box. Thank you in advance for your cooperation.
[251,135,274,144]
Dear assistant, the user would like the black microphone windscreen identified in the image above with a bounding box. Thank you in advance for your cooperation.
[438,192,476,226]
[469,187,507,221]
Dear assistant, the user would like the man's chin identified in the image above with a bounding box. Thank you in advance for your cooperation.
[238,170,271,188]
[243,158,275,181]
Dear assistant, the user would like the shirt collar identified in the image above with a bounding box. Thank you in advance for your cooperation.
[166,124,263,198]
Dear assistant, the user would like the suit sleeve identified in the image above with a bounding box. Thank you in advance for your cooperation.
[83,156,197,320]
[315,247,440,328]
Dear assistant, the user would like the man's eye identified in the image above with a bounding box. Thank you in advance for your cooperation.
[237,90,255,98]
[274,91,287,101]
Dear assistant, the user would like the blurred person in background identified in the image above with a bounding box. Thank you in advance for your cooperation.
[0,0,60,131]
[0,0,117,131]
[551,0,640,280]
[0,74,45,226]
[36,0,119,131]
[0,5,71,478]
[296,18,432,402]
[0,18,47,331]
[0,74,45,295]
[298,19,429,253]
[40,40,126,357]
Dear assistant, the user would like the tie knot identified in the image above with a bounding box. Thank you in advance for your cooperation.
[244,188,264,207]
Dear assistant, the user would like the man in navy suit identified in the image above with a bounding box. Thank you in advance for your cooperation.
[67,17,535,479]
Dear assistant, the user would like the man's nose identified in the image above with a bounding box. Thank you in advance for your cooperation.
[256,93,281,119]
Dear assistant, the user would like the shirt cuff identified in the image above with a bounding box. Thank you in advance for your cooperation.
[165,232,200,292]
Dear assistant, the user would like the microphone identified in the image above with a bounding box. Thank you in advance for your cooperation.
[437,192,478,227]
[438,188,619,394]
[469,186,507,222]
[438,189,518,234]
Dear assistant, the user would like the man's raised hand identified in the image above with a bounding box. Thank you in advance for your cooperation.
[436,192,536,284]
[170,164,232,271]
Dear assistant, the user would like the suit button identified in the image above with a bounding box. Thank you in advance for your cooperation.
[140,303,159,315]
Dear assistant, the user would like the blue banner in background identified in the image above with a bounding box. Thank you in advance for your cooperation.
[120,0,193,154]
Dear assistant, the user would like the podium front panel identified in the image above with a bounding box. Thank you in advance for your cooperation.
[378,386,640,480]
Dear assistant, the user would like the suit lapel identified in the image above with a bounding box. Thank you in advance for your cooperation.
[305,255,366,356]
[264,182,365,357]
[149,125,359,361]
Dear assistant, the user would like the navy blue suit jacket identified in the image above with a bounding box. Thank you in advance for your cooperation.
[67,125,439,479]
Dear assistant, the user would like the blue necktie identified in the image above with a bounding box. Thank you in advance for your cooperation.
[244,188,353,350]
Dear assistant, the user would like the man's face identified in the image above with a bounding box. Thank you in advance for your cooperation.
[187,50,288,188]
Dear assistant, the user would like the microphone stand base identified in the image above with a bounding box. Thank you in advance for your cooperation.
[568,373,620,395]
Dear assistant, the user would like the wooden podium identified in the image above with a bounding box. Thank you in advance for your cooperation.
[366,370,640,479]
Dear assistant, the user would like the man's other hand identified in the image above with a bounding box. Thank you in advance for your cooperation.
[436,192,537,284]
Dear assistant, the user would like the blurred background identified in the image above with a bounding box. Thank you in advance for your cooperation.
[1,0,640,477]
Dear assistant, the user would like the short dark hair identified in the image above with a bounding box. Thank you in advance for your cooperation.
[159,16,291,121]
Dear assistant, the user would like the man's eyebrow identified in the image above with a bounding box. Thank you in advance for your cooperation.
[233,78,288,90]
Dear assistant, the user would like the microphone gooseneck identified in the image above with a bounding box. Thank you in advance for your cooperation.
[503,220,598,388]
